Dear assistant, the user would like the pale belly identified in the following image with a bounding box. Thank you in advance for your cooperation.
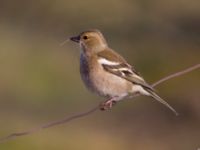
[90,69,132,98]
[80,54,132,99]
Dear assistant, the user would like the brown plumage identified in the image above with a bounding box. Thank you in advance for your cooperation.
[70,29,178,115]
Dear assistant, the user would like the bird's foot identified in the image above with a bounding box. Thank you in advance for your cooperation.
[99,99,117,111]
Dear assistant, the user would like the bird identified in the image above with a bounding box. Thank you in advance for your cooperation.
[69,29,178,115]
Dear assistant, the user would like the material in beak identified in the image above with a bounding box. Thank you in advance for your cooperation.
[70,36,80,43]
[60,38,70,47]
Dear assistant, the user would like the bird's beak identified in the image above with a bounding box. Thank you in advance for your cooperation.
[70,35,80,43]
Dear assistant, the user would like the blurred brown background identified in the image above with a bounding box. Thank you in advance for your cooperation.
[0,0,199,149]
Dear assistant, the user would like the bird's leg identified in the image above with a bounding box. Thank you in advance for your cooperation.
[99,98,117,111]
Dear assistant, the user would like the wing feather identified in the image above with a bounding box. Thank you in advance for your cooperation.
[97,49,154,91]
[102,63,154,91]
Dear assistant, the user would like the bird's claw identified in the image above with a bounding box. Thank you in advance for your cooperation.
[99,99,117,111]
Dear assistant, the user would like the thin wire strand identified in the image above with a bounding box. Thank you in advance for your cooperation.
[152,64,200,87]
[0,105,99,143]
[0,63,199,143]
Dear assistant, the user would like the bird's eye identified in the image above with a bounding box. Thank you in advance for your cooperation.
[83,35,88,40]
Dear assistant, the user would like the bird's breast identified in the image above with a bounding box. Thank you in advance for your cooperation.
[80,53,132,98]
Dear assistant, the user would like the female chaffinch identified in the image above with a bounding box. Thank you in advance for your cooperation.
[70,29,178,115]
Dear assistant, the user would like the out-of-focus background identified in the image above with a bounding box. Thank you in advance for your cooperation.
[0,0,199,149]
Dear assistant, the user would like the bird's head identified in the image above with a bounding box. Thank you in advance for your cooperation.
[70,29,108,55]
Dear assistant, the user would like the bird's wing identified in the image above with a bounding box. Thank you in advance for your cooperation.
[97,50,178,115]
[97,49,154,91]
[102,63,154,91]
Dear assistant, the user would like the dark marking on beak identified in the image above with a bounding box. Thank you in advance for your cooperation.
[70,36,80,43]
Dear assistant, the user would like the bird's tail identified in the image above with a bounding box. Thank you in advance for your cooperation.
[146,89,178,116]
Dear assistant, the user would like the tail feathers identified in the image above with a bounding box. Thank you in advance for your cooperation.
[146,90,178,116]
